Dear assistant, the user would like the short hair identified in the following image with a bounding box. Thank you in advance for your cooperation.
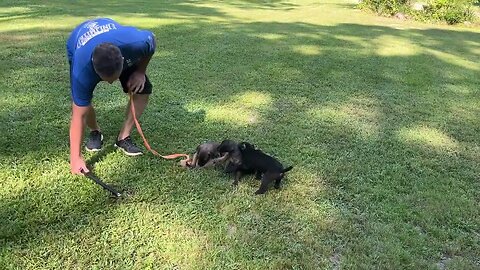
[92,43,123,77]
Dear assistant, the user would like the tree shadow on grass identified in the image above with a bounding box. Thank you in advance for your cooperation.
[0,0,228,21]
[212,0,299,10]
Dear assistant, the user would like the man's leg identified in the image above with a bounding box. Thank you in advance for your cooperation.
[114,94,149,156]
[86,105,100,131]
[118,94,149,140]
[85,105,103,152]
[116,68,153,156]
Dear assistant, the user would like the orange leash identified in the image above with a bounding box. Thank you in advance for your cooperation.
[128,91,190,162]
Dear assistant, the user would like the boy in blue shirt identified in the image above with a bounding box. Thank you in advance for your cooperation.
[67,18,156,175]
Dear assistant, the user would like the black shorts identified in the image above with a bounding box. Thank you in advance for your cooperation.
[119,66,153,94]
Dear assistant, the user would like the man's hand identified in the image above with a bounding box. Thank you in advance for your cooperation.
[127,71,146,94]
[70,157,89,175]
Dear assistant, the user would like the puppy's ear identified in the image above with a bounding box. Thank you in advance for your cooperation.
[197,151,209,167]
[239,142,247,150]
[219,140,235,153]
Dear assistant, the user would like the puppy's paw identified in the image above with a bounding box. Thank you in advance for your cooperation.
[254,189,266,195]
[180,159,193,168]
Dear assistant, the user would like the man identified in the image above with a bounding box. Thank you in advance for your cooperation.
[66,18,156,175]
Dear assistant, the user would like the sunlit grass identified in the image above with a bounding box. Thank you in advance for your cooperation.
[292,44,322,55]
[186,91,272,125]
[398,125,459,151]
[0,6,33,15]
[375,35,420,56]
[308,98,380,139]
[425,48,480,71]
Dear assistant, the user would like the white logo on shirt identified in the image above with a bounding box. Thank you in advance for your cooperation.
[76,21,117,48]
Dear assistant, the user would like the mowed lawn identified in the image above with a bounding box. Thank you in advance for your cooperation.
[0,0,479,269]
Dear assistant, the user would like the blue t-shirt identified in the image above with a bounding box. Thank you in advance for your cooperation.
[66,18,156,106]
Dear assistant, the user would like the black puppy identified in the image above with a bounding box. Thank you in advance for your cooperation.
[217,140,243,173]
[219,141,293,194]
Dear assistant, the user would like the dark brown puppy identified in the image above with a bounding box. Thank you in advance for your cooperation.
[219,141,293,194]
[188,141,228,168]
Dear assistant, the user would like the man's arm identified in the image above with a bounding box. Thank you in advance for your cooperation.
[136,53,152,74]
[127,54,152,93]
[128,34,156,93]
[137,32,155,74]
[70,103,90,174]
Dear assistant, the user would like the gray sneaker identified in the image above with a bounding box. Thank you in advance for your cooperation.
[115,136,143,156]
[85,130,103,152]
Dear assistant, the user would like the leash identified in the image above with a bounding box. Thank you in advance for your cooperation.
[128,91,191,163]
[81,169,122,198]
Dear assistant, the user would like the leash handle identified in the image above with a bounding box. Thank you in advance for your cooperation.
[81,169,122,197]
[128,91,189,160]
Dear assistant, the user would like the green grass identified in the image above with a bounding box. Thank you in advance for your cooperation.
[0,0,479,269]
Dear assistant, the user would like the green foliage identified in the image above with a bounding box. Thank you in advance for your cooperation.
[425,0,475,24]
[359,0,409,15]
[360,0,476,24]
